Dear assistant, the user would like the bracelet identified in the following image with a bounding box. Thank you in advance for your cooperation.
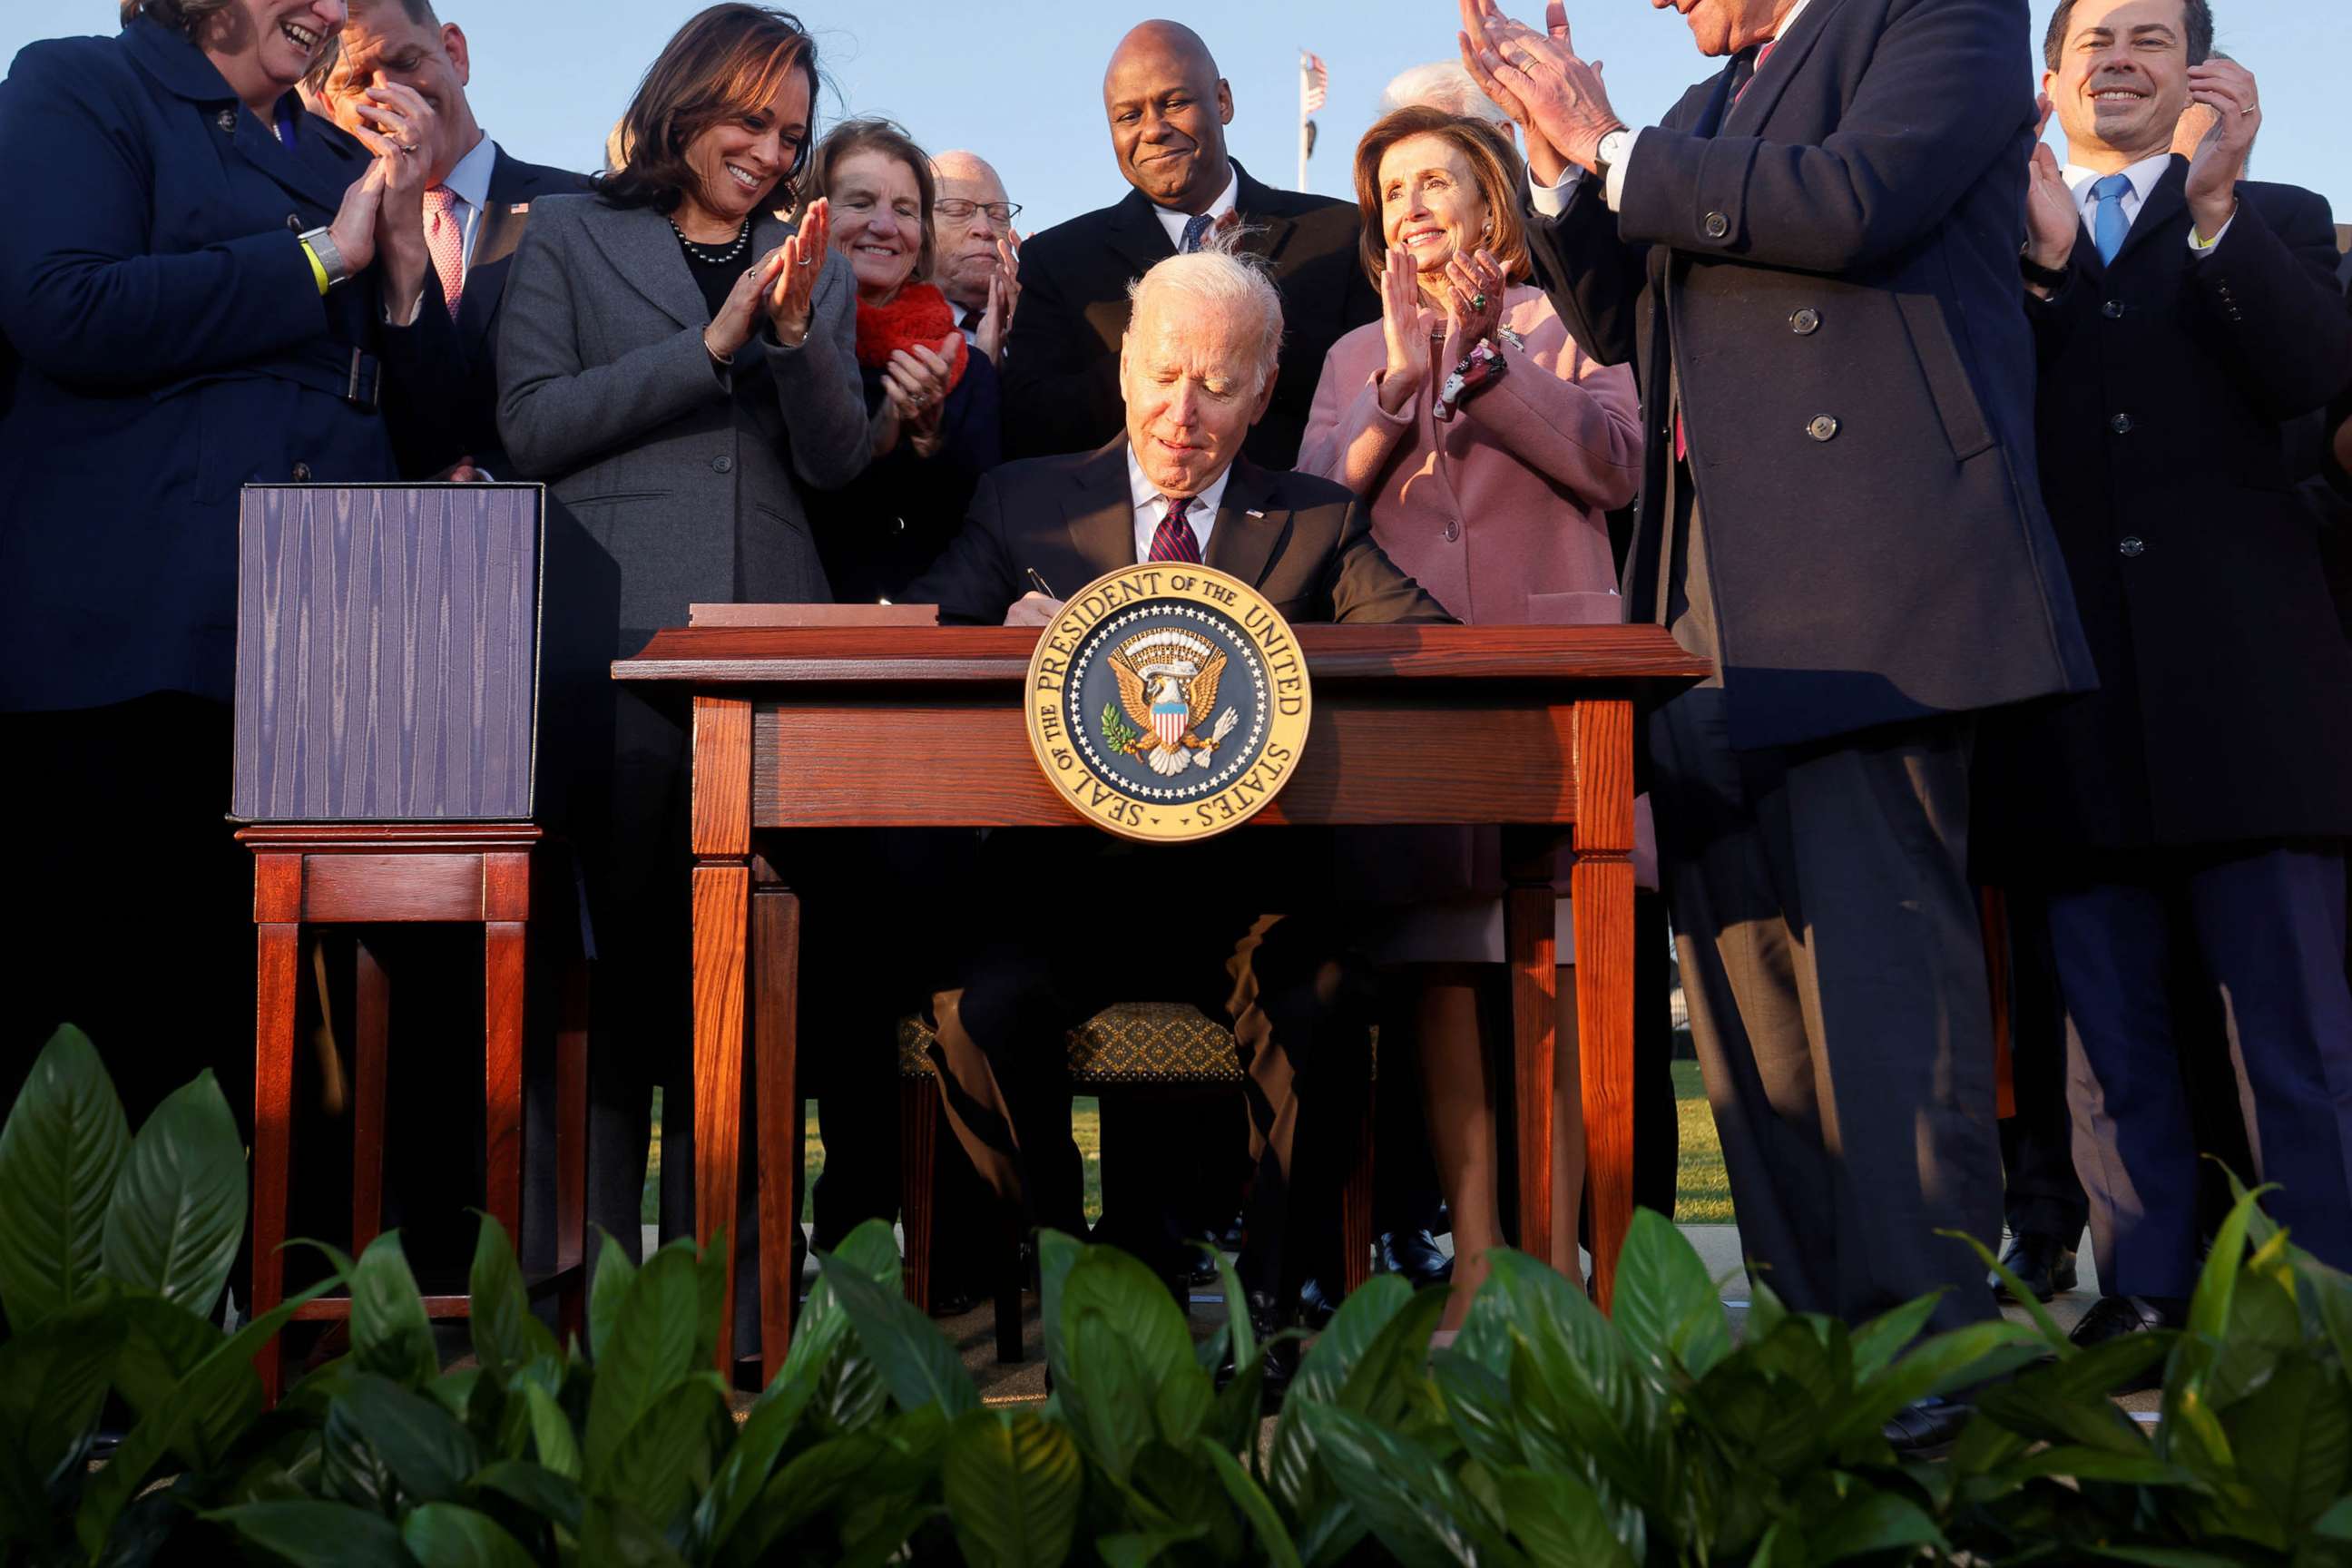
[298,227,349,292]
[704,331,735,367]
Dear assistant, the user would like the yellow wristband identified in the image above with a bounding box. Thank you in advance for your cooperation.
[299,237,330,297]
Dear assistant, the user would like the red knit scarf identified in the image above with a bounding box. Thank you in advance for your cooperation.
[853,282,967,395]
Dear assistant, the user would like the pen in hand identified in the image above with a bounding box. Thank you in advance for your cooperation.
[1024,568,1058,600]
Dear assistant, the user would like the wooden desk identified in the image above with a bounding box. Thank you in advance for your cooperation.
[613,624,1710,1378]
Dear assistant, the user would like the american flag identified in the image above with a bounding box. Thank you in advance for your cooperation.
[1301,51,1328,114]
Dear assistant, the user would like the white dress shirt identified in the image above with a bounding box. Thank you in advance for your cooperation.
[1532,0,1814,217]
[1152,168,1240,250]
[434,131,498,281]
[2063,152,2234,255]
[1126,444,1230,561]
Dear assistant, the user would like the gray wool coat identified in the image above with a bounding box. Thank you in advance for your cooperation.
[496,192,869,655]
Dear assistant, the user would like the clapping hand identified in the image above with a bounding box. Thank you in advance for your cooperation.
[1377,247,1431,416]
[707,249,791,362]
[767,197,829,348]
[881,335,959,459]
[976,231,1021,365]
[2182,58,2259,242]
[2024,94,2076,284]
[1457,0,1620,184]
[1440,248,1506,373]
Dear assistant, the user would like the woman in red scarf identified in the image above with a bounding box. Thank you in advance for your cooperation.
[807,118,1002,605]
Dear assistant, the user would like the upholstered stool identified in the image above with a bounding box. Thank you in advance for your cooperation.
[896,1002,1376,1361]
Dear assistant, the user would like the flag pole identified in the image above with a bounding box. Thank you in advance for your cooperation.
[1298,53,1310,191]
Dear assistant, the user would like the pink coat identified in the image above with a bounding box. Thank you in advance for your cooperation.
[1302,285,1654,953]
[1298,284,1642,626]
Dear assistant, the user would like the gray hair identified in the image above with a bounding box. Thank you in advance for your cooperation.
[1125,243,1285,390]
[1380,61,1512,127]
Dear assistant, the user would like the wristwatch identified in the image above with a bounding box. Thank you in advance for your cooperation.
[1592,127,1632,186]
[299,226,351,291]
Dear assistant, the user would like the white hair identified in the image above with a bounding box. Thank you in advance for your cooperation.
[1380,62,1512,126]
[1125,246,1285,390]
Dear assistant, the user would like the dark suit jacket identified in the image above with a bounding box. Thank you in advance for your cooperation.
[1524,0,2095,752]
[905,437,1451,628]
[1001,161,1377,468]
[393,142,590,478]
[1984,166,2352,854]
[0,18,456,711]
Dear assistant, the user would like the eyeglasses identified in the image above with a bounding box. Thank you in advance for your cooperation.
[934,199,1022,228]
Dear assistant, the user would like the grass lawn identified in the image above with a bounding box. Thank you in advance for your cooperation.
[646,1072,1732,1230]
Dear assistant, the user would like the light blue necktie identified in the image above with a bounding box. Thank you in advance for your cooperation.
[1180,211,1215,253]
[2091,172,2134,264]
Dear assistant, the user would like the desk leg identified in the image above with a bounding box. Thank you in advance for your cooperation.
[690,695,755,1373]
[252,916,300,1405]
[485,919,527,1240]
[352,940,389,1255]
[1572,698,1637,1312]
[751,856,800,1388]
[1504,841,1559,1274]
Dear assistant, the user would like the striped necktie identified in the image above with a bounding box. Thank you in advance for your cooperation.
[1147,495,1202,564]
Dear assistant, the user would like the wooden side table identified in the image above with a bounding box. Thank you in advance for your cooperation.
[240,824,585,1401]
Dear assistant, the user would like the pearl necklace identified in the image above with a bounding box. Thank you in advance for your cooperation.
[671,216,751,265]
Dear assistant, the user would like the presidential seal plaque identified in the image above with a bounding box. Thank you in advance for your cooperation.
[1024,564,1311,842]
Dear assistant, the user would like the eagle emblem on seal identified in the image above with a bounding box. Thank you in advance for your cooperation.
[1104,628,1241,777]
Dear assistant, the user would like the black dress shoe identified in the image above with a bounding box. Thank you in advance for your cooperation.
[2066,1294,2186,1393]
[1882,1396,1971,1456]
[1990,1231,2079,1303]
[926,1288,978,1318]
[1377,1229,1455,1289]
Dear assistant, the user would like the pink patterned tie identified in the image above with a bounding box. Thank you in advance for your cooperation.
[1146,495,1202,564]
[424,186,465,315]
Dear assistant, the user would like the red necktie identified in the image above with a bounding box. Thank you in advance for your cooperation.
[1676,41,1776,462]
[1147,495,1202,564]
[424,186,465,315]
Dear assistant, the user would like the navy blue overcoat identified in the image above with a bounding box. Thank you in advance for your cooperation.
[0,16,455,710]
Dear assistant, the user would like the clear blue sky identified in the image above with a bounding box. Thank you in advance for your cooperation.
[8,2,2349,230]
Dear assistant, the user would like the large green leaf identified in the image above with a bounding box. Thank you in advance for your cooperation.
[593,1373,727,1532]
[99,1069,244,1315]
[1846,1293,1942,1384]
[350,1232,439,1387]
[693,1376,818,1560]
[0,1025,129,1328]
[111,1288,223,1422]
[1612,1208,1730,1377]
[1300,1403,1525,1568]
[466,1214,554,1380]
[587,1229,636,1363]
[942,1408,1083,1568]
[1034,1228,1088,1426]
[1061,1248,1202,1446]
[1432,1353,1524,1476]
[1196,1435,1304,1568]
[823,1254,980,1418]
[401,1502,536,1568]
[468,1458,587,1540]
[206,1500,416,1566]
[583,1243,698,1475]
[521,1384,581,1482]
[0,1287,124,1494]
[722,1432,891,1568]
[76,1270,348,1555]
[1494,1465,1636,1568]
[1828,1318,2046,1450]
[333,1373,482,1504]
[2187,1185,2270,1340]
[1269,1273,1410,1510]
[2227,1357,2352,1528]
[1066,1308,1157,1484]
[578,1499,691,1567]
[1808,1490,1949,1562]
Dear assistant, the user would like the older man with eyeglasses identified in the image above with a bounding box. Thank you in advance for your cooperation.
[929,150,1021,363]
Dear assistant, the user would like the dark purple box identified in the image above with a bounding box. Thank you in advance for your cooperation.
[232,485,544,821]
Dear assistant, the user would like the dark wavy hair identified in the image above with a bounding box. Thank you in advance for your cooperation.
[2043,0,2215,69]
[809,119,938,284]
[1350,106,1532,289]
[598,5,819,216]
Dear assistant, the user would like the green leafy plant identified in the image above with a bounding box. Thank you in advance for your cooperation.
[10,1025,2352,1564]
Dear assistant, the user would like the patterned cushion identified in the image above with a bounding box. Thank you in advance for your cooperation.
[898,1004,1373,1084]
